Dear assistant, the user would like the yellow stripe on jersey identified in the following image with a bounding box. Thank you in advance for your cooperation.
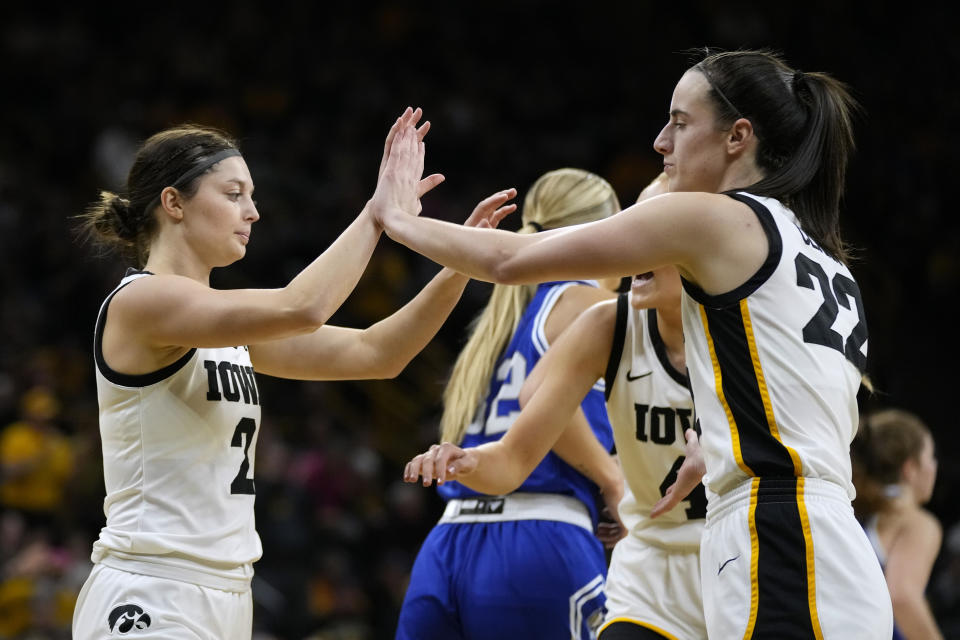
[599,617,682,640]
[738,299,803,476]
[698,304,755,476]
[796,477,825,639]
[742,478,761,640]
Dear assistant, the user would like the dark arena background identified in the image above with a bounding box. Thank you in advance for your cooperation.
[0,3,956,638]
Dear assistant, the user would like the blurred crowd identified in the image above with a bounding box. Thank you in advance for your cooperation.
[1,3,957,638]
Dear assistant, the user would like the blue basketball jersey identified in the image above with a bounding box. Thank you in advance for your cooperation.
[438,280,614,527]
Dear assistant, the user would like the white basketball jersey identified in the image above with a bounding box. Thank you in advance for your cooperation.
[604,296,703,549]
[681,193,866,500]
[90,271,262,591]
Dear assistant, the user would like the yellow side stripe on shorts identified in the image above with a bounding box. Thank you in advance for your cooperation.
[739,299,803,475]
[742,477,760,640]
[797,477,825,640]
[598,617,681,640]
[698,304,754,476]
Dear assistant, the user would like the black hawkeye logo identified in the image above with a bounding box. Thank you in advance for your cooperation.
[108,604,152,634]
[626,369,652,382]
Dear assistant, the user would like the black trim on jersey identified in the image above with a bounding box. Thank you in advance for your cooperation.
[599,620,673,639]
[646,308,689,389]
[604,293,629,401]
[681,192,783,309]
[702,305,796,476]
[94,272,197,388]
[751,477,820,638]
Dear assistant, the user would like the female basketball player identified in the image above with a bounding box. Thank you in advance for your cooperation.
[852,409,943,639]
[395,168,623,640]
[71,108,515,639]
[376,50,893,637]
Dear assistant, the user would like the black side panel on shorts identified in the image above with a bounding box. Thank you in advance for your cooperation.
[600,620,674,640]
[751,477,818,639]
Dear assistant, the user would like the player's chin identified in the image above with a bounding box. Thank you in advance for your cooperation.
[629,291,659,310]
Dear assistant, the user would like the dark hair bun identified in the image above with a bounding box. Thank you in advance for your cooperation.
[98,191,138,240]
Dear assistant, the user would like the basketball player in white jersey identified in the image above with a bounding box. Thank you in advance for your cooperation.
[374,50,893,638]
[72,109,515,639]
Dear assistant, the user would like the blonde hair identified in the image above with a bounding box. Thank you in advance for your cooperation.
[439,168,621,444]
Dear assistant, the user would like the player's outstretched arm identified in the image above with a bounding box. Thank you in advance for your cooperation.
[250,190,517,380]
[403,299,616,495]
[113,108,441,353]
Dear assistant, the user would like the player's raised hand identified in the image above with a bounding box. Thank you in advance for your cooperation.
[650,429,706,518]
[373,108,444,224]
[462,188,517,229]
[370,123,427,225]
[404,442,479,487]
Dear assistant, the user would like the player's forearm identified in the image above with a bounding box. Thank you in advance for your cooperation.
[891,594,943,640]
[281,205,383,327]
[383,210,538,283]
[552,413,620,497]
[358,267,469,378]
[454,441,530,495]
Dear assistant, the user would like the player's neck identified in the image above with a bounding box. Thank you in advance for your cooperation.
[144,244,212,286]
[657,307,685,369]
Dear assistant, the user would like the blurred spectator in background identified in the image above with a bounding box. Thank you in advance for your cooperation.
[1,386,74,524]
[852,408,943,640]
[0,386,86,639]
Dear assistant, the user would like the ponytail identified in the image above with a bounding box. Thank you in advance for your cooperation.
[439,169,620,444]
[693,49,860,263]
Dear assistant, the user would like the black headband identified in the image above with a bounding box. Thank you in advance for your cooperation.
[170,148,242,188]
[696,63,742,120]
[146,148,242,214]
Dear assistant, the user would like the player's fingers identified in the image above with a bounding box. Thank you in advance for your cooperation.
[419,444,441,486]
[650,488,676,518]
[378,114,408,178]
[416,119,431,142]
[435,444,460,484]
[447,451,476,478]
[397,106,414,128]
[418,174,445,197]
[403,457,419,483]
[408,107,423,129]
[490,204,517,226]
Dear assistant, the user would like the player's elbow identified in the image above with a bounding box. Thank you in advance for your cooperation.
[278,290,332,333]
[490,256,530,285]
[372,359,406,380]
[889,585,926,614]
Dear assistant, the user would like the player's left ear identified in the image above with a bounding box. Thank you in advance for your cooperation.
[159,186,185,222]
[726,117,755,156]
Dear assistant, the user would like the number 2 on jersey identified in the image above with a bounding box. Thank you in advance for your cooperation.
[795,253,867,371]
[230,417,257,495]
[485,352,528,435]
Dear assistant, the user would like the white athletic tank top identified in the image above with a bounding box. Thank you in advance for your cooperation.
[91,270,262,591]
[604,296,704,549]
[681,193,866,500]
